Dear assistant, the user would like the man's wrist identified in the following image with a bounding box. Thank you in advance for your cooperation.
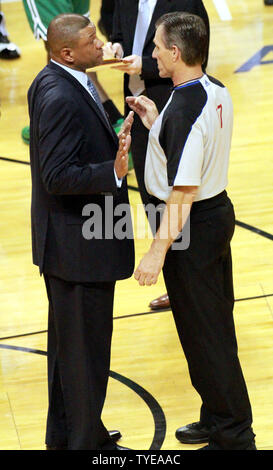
[151,238,169,258]
[114,167,123,187]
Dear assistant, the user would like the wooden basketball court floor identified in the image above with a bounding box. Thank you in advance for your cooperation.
[0,0,272,451]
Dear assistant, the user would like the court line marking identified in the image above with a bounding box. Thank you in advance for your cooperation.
[0,156,29,165]
[212,0,232,21]
[6,392,21,449]
[0,293,272,342]
[235,220,273,241]
[0,343,167,450]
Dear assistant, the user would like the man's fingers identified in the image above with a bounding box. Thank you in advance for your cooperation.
[118,134,130,162]
[118,133,126,150]
[122,111,134,133]
[111,59,133,71]
[115,133,130,178]
[126,102,139,114]
[133,96,152,112]
[134,272,157,286]
[127,110,134,123]
[125,134,131,149]
[134,265,158,286]
[126,97,146,115]
[136,96,154,110]
[119,134,131,153]
[126,97,135,104]
[126,97,138,108]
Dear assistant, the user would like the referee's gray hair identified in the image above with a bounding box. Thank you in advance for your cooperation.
[155,12,208,66]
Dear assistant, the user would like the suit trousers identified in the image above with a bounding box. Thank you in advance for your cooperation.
[44,274,116,450]
[162,192,255,449]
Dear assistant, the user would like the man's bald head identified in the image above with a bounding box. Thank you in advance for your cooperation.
[47,14,91,57]
[46,13,104,71]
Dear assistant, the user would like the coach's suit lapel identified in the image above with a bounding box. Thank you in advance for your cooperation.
[47,62,118,144]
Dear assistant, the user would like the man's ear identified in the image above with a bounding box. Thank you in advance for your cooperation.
[60,47,74,64]
[172,44,180,62]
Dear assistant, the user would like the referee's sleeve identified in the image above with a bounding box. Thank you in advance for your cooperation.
[159,110,204,187]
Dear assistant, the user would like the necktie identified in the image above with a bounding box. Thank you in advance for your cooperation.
[86,77,112,129]
[129,0,152,96]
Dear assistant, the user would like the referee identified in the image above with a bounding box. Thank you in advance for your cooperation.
[127,12,256,450]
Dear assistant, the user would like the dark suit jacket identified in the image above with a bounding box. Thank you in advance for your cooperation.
[112,0,210,113]
[99,0,116,40]
[28,61,134,283]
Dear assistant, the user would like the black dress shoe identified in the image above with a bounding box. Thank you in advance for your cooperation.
[175,421,209,444]
[115,444,131,450]
[109,430,122,442]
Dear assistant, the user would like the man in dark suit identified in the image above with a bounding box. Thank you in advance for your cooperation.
[28,13,134,450]
[110,0,210,310]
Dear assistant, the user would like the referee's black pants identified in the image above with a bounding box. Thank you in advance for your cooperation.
[44,274,116,450]
[163,191,255,449]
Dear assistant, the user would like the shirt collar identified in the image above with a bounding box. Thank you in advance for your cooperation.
[50,59,88,89]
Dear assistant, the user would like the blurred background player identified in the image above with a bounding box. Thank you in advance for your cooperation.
[0,4,20,59]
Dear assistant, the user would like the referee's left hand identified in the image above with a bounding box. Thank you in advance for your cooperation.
[134,249,165,286]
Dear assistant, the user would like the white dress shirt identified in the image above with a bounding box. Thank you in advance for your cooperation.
[129,0,157,96]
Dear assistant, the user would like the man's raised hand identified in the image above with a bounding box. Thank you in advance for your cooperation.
[118,111,134,138]
[114,133,132,179]
[126,95,159,130]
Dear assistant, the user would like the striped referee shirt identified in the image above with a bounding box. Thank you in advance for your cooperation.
[144,74,233,202]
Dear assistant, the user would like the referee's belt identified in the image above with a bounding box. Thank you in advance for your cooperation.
[191,190,227,213]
